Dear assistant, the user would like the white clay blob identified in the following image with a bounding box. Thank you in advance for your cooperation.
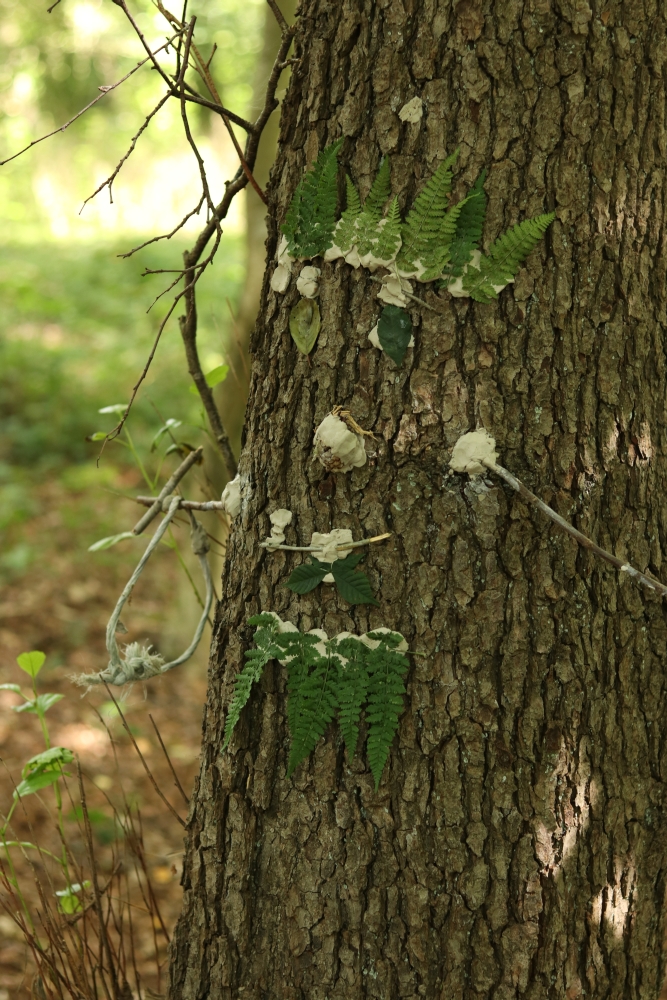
[270,264,291,293]
[323,243,344,262]
[296,265,321,298]
[377,272,413,306]
[313,413,367,473]
[221,474,242,517]
[449,430,499,476]
[311,528,354,581]
[398,97,424,123]
[264,508,293,547]
[260,613,407,664]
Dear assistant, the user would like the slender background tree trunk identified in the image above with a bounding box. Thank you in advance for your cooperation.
[169,1,667,997]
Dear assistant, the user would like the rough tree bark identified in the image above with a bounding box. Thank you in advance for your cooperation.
[169,1,667,997]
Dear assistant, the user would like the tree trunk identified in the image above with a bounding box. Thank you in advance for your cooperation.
[169,2,667,997]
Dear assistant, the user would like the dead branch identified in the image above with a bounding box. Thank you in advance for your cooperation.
[266,0,290,35]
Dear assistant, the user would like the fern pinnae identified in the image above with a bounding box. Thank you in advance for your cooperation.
[443,169,487,280]
[286,638,338,777]
[222,616,280,750]
[281,139,343,259]
[364,633,409,790]
[364,156,391,220]
[374,196,402,262]
[463,212,555,301]
[397,148,460,271]
[333,639,370,756]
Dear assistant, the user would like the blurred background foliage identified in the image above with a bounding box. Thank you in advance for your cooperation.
[0,0,283,585]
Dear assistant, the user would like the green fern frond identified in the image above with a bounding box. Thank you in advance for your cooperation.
[396,148,459,273]
[443,169,487,280]
[417,195,470,282]
[281,140,343,259]
[344,174,362,217]
[374,197,402,262]
[364,632,409,790]
[283,634,338,776]
[364,156,391,221]
[333,639,370,756]
[463,212,555,302]
[335,176,362,252]
[222,616,280,750]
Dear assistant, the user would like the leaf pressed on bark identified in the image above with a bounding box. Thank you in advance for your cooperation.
[289,298,321,354]
[331,552,380,606]
[377,305,412,366]
[285,557,331,594]
[281,140,343,258]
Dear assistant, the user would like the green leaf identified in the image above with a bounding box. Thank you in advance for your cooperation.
[464,212,555,302]
[331,552,380,606]
[365,637,409,789]
[284,634,338,776]
[222,619,282,751]
[56,880,90,914]
[14,771,65,799]
[98,404,127,415]
[88,531,135,552]
[377,305,412,367]
[289,298,321,355]
[444,169,487,279]
[22,747,74,778]
[285,558,331,595]
[14,693,64,715]
[374,196,402,262]
[189,366,229,394]
[364,156,391,221]
[17,651,46,678]
[333,639,370,756]
[0,683,22,694]
[281,140,343,258]
[88,431,108,441]
[151,418,182,450]
[397,149,459,273]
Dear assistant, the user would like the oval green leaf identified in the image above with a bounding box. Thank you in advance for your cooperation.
[88,531,135,552]
[17,651,46,678]
[289,298,321,355]
[377,305,412,366]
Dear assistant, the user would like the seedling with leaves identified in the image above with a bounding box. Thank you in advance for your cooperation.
[0,651,79,919]
[285,550,380,606]
[222,615,409,789]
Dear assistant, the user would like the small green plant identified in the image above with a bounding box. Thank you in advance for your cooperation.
[285,550,380,606]
[0,651,79,920]
[281,139,344,258]
[222,615,409,789]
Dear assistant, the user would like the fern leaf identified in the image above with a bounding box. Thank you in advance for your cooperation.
[364,156,391,221]
[335,176,362,252]
[396,149,459,273]
[333,639,370,756]
[374,197,402,262]
[463,212,554,302]
[418,195,471,282]
[364,633,409,789]
[222,617,281,750]
[281,140,343,259]
[284,634,338,776]
[443,169,487,279]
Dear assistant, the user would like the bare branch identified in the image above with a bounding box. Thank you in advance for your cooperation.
[0,34,182,167]
[266,0,290,35]
[119,194,205,258]
[80,92,171,211]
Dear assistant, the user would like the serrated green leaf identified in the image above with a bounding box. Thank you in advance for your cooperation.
[289,298,321,355]
[88,531,135,552]
[443,170,487,280]
[377,305,412,367]
[397,149,459,272]
[285,558,331,595]
[23,747,74,778]
[331,553,380,606]
[17,651,46,678]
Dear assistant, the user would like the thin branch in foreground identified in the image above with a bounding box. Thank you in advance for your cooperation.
[0,34,182,166]
[266,0,290,35]
[119,194,205,258]
[80,92,171,211]
[148,714,190,807]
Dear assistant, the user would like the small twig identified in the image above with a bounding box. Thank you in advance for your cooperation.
[119,195,205,258]
[266,0,290,34]
[367,274,442,314]
[134,495,224,511]
[102,687,186,828]
[260,532,392,552]
[484,460,667,600]
[0,34,182,166]
[148,715,190,807]
[80,92,171,211]
[132,446,203,534]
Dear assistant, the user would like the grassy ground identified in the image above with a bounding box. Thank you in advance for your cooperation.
[0,235,244,998]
